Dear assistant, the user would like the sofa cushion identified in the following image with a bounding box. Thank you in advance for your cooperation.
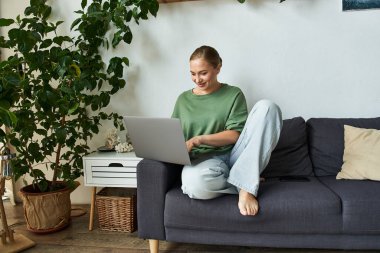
[318,176,380,234]
[337,125,380,181]
[262,117,313,178]
[164,177,342,234]
[307,117,380,176]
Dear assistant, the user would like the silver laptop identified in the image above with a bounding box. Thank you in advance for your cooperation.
[123,116,191,165]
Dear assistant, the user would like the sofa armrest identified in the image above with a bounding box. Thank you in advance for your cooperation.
[137,159,183,240]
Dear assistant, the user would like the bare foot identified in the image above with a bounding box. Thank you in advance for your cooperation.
[238,189,259,216]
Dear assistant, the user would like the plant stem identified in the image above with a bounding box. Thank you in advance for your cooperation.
[51,115,66,190]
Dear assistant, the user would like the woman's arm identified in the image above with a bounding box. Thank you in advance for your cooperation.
[186,130,240,152]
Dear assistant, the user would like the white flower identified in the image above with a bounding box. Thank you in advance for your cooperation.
[115,142,134,153]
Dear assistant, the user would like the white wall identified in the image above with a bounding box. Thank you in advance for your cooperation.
[1,0,380,203]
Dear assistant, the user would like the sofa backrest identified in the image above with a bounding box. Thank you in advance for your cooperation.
[263,117,314,178]
[306,117,380,176]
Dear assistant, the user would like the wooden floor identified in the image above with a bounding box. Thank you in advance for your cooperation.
[2,201,376,253]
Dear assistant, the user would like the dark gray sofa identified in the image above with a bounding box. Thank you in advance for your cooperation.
[137,117,380,251]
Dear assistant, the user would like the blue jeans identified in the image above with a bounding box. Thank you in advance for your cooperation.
[181,99,283,199]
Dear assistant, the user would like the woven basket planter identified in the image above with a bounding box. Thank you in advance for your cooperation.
[19,181,79,233]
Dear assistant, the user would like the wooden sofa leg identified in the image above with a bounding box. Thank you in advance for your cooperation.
[149,239,159,253]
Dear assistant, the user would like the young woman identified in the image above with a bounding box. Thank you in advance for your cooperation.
[172,45,283,216]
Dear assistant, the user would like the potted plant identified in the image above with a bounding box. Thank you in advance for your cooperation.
[0,0,159,233]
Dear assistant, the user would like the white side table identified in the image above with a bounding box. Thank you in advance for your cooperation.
[83,152,142,231]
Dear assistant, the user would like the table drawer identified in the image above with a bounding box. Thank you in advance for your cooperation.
[91,166,136,172]
[84,157,140,187]
[92,172,136,178]
[89,177,136,186]
[87,159,140,168]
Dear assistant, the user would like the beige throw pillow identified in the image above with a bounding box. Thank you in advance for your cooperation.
[336,125,380,181]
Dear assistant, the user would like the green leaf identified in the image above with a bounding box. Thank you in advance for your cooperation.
[8,29,38,53]
[81,0,88,9]
[60,85,75,95]
[24,6,33,16]
[50,46,61,60]
[4,74,20,86]
[68,102,79,115]
[0,100,11,110]
[56,128,67,144]
[46,90,59,105]
[56,21,64,26]
[8,110,18,126]
[90,124,99,134]
[59,55,73,68]
[91,102,98,111]
[149,1,159,17]
[0,18,14,27]
[88,3,101,14]
[107,57,123,77]
[103,1,110,11]
[21,178,28,187]
[56,65,67,77]
[32,169,45,178]
[40,39,52,49]
[28,142,41,160]
[36,129,47,136]
[237,0,245,2]
[0,107,17,127]
[112,31,122,48]
[70,18,81,31]
[100,92,110,107]
[125,11,133,22]
[37,180,48,192]
[109,0,118,10]
[10,138,21,147]
[99,112,107,120]
[42,6,52,19]
[30,0,43,7]
[8,28,20,40]
[132,7,139,21]
[122,31,133,44]
[122,57,129,67]
[53,36,72,46]
[140,1,149,16]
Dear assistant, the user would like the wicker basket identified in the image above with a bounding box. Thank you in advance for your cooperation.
[96,187,137,232]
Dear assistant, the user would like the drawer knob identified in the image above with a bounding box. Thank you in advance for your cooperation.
[108,163,123,167]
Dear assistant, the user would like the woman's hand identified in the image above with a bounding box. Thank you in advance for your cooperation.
[186,130,240,152]
[186,136,203,152]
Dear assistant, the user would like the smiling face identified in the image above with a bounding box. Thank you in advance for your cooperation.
[190,57,221,95]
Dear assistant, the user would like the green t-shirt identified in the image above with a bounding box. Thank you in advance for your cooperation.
[172,83,248,158]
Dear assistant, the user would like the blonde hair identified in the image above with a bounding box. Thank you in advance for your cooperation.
[190,45,222,69]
